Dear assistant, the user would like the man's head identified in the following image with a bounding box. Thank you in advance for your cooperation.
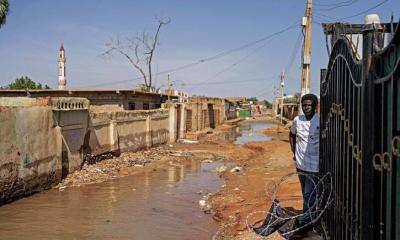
[301,93,318,118]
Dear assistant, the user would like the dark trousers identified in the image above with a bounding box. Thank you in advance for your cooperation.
[297,169,318,224]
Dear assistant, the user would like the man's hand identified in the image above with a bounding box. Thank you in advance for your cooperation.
[289,132,296,155]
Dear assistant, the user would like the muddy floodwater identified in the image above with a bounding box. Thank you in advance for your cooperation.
[0,160,223,240]
[234,121,272,145]
[0,121,273,240]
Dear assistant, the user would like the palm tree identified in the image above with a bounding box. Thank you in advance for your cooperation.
[0,0,9,28]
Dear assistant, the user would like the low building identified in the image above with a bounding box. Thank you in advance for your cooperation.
[273,95,299,120]
[164,88,189,103]
[184,96,225,132]
[0,89,174,111]
[224,99,237,120]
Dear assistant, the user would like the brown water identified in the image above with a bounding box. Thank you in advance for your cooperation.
[0,160,223,240]
[234,122,272,145]
[0,121,273,240]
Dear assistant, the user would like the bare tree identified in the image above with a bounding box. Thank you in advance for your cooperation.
[104,17,170,91]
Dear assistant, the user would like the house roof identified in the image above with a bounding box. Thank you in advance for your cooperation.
[0,89,173,98]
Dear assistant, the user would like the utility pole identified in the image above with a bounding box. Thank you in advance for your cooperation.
[280,70,285,124]
[300,0,312,96]
[167,74,171,101]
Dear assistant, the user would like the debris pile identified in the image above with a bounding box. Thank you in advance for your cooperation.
[57,146,194,188]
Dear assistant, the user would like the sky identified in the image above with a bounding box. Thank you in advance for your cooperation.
[0,0,399,101]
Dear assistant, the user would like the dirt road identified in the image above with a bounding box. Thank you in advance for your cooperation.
[182,126,303,240]
[60,121,307,239]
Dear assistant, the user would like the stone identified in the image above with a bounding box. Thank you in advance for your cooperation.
[230,166,242,173]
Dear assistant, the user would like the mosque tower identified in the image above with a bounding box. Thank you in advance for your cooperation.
[58,44,66,90]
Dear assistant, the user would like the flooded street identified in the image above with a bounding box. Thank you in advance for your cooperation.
[234,122,273,145]
[0,159,223,240]
[0,121,273,240]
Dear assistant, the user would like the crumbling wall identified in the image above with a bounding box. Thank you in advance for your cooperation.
[0,97,171,204]
[0,98,62,203]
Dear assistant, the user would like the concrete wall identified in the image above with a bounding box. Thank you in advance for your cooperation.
[0,97,170,204]
[0,95,231,203]
[0,98,62,203]
[89,109,169,154]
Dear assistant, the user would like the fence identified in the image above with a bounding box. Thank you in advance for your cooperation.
[320,21,400,240]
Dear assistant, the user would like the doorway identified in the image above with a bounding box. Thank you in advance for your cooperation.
[208,104,215,129]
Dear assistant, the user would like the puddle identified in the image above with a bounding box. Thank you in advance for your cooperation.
[234,121,272,145]
[0,160,224,240]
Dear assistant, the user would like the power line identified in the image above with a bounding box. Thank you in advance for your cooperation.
[82,22,299,88]
[314,0,388,22]
[314,0,356,7]
[186,24,299,92]
[189,23,300,97]
[255,85,274,97]
[314,0,358,11]
[184,77,269,86]
[186,27,299,92]
[337,0,388,21]
[285,29,303,75]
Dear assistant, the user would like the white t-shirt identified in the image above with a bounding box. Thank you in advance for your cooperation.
[290,114,320,173]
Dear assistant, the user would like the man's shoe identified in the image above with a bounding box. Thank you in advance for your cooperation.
[290,220,313,239]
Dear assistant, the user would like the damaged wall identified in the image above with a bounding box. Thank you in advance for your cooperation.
[0,95,232,204]
[0,97,62,203]
[0,97,170,204]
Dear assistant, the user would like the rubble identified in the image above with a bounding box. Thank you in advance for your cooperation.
[230,166,243,173]
[177,139,199,144]
[202,159,213,163]
[59,146,195,187]
[215,166,228,173]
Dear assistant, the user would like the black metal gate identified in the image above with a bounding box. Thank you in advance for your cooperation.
[320,21,400,240]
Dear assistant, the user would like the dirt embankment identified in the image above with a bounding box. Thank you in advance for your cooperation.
[200,127,303,240]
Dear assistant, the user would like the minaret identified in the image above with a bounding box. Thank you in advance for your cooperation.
[58,44,66,90]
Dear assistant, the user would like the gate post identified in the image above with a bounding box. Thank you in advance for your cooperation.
[360,23,376,240]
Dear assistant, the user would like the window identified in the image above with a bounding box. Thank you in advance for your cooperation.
[143,103,149,110]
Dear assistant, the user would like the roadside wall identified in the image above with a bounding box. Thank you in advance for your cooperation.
[0,95,231,203]
[0,97,170,204]
[89,109,170,154]
[0,98,62,203]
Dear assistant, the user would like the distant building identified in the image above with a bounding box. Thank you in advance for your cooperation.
[164,88,189,103]
[273,95,299,120]
[225,96,247,105]
[58,44,66,90]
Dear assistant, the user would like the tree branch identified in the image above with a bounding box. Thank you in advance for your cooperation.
[147,17,170,89]
[103,17,170,91]
[106,46,148,87]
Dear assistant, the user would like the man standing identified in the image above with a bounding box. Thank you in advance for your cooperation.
[289,93,320,237]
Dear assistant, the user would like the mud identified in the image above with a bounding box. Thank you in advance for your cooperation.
[1,118,310,239]
[60,119,303,239]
